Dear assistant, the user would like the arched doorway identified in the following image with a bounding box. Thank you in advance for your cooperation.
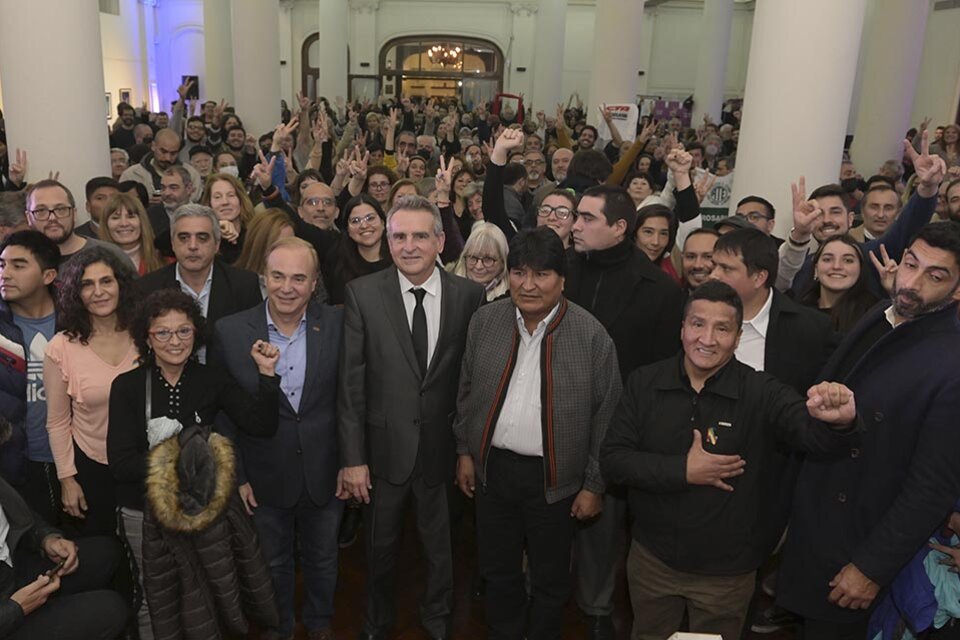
[380,36,503,106]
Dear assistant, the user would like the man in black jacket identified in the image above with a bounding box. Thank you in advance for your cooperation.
[601,281,858,640]
[777,222,960,640]
[0,419,126,640]
[137,203,261,361]
[566,184,684,637]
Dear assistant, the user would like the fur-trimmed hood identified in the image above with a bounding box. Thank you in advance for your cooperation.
[146,426,236,533]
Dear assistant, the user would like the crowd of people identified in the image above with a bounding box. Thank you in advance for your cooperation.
[0,78,959,640]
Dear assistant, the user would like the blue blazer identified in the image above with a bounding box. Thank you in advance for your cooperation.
[210,301,342,509]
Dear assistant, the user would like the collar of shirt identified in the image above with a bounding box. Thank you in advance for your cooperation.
[398,265,441,299]
[743,288,774,338]
[514,302,560,340]
[265,304,307,338]
[883,304,901,328]
[654,352,742,400]
[175,262,214,296]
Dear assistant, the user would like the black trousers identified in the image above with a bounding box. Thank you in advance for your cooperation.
[801,616,869,640]
[6,535,128,639]
[18,461,62,529]
[67,446,117,538]
[476,447,576,640]
[362,456,453,637]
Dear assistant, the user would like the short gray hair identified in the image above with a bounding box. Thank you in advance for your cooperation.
[163,165,193,189]
[171,203,221,242]
[0,192,27,228]
[387,194,443,236]
[110,147,129,162]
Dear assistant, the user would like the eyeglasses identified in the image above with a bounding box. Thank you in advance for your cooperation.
[523,159,546,167]
[304,196,336,208]
[368,181,391,191]
[465,255,498,268]
[349,213,379,227]
[29,205,74,221]
[739,211,772,224]
[149,326,195,343]
[538,204,574,220]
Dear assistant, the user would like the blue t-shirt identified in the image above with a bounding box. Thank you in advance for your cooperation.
[12,313,56,463]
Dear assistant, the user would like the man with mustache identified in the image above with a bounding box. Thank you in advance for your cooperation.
[777,221,960,639]
[777,133,944,297]
[680,228,718,290]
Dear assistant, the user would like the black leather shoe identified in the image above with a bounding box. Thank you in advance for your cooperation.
[339,502,362,548]
[471,573,485,599]
[586,614,615,640]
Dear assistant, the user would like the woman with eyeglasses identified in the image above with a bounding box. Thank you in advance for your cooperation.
[44,247,140,536]
[448,222,510,302]
[107,289,280,639]
[364,166,398,208]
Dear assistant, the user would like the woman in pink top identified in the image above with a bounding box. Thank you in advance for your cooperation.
[44,247,139,535]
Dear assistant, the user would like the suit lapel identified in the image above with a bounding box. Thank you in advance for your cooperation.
[764,290,785,375]
[423,269,455,386]
[207,262,229,322]
[298,303,324,410]
[380,267,422,381]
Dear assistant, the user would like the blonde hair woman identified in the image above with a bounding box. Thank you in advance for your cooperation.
[449,221,509,301]
[200,173,255,264]
[98,191,165,275]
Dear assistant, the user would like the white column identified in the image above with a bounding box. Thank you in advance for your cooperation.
[0,0,110,209]
[138,0,160,111]
[586,0,644,125]
[231,0,281,137]
[691,0,734,125]
[531,0,566,110]
[349,0,379,98]
[203,0,234,104]
[507,4,537,100]
[848,0,930,176]
[318,0,349,101]
[729,0,868,239]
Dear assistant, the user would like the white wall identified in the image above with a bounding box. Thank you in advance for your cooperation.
[100,0,146,120]
[910,5,960,129]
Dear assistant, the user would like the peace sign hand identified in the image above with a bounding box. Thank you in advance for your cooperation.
[869,244,898,296]
[791,176,823,240]
[9,149,27,186]
[435,155,453,194]
[906,130,947,195]
[252,147,276,191]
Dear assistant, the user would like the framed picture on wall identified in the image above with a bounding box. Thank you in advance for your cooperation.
[106,93,112,120]
[119,88,132,105]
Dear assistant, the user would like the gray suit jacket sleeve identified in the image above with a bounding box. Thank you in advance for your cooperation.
[337,283,367,468]
[586,332,622,494]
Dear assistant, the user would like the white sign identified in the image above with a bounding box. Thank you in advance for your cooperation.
[597,103,640,142]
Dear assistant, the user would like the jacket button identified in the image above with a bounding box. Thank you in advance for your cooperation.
[296,448,302,455]
[873,412,884,422]
[837,492,847,503]
[850,448,860,459]
[414,419,421,426]
[296,416,301,423]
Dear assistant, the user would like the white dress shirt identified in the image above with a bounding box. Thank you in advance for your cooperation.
[491,304,560,456]
[736,288,773,372]
[176,263,214,363]
[398,266,442,369]
[0,505,11,567]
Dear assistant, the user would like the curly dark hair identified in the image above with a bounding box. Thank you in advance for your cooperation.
[56,247,138,344]
[132,289,206,365]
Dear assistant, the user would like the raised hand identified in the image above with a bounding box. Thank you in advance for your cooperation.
[213,99,229,123]
[806,382,856,425]
[685,430,746,491]
[919,115,932,132]
[296,90,311,114]
[8,148,27,186]
[790,176,823,240]
[250,339,280,375]
[906,130,947,196]
[176,78,194,101]
[638,119,658,144]
[694,172,717,204]
[869,244,898,296]
[388,107,400,132]
[272,117,299,150]
[397,154,410,177]
[47,170,60,182]
[251,148,277,191]
[435,155,453,196]
[665,146,692,175]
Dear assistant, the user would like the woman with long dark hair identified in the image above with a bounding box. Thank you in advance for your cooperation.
[633,204,681,285]
[799,234,879,333]
[44,246,139,536]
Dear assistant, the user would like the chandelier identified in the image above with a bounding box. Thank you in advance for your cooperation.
[427,44,461,67]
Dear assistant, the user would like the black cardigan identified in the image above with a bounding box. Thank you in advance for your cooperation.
[107,361,279,510]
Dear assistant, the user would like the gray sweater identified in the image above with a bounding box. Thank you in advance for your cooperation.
[454,297,622,503]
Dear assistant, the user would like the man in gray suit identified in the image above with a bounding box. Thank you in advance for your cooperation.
[210,237,343,640]
[338,195,485,640]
